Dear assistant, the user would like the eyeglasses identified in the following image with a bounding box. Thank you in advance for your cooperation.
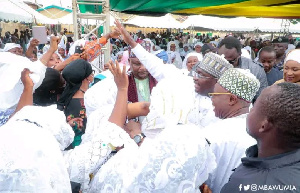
[208,93,231,98]
[191,70,217,79]
[227,57,239,65]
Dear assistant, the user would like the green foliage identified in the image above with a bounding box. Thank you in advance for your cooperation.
[289,19,300,25]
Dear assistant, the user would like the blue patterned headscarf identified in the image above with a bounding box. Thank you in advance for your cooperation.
[156,50,168,63]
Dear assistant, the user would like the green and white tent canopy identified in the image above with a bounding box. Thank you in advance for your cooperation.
[108,0,300,18]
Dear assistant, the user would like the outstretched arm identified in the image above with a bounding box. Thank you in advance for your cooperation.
[108,60,128,127]
[39,36,60,66]
[114,20,181,82]
[81,30,121,62]
[54,53,81,71]
[127,102,150,119]
[10,68,34,118]
[25,38,39,59]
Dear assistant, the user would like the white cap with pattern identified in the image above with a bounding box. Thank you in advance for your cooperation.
[197,52,233,79]
[218,68,260,102]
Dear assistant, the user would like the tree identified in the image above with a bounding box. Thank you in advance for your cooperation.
[289,19,300,25]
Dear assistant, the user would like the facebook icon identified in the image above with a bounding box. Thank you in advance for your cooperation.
[239,184,243,191]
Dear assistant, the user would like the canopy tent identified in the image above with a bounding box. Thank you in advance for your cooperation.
[109,0,300,18]
[0,0,56,24]
[57,12,116,26]
[183,15,300,33]
[125,14,182,29]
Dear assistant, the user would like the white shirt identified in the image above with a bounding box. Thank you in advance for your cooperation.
[203,114,256,193]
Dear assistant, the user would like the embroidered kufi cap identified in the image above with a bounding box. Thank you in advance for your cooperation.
[218,68,260,102]
[196,52,233,79]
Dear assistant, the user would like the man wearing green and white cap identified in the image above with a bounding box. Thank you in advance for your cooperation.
[202,68,260,193]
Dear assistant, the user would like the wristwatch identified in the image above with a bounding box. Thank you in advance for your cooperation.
[133,133,146,144]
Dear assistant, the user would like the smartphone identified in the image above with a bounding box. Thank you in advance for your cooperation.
[32,26,47,44]
[75,46,82,54]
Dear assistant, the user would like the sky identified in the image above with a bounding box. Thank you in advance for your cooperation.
[25,0,72,8]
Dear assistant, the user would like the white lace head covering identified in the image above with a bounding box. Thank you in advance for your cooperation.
[183,43,189,48]
[167,41,179,52]
[141,76,196,138]
[58,42,66,51]
[241,48,251,59]
[116,50,124,59]
[194,42,204,48]
[0,52,46,110]
[0,116,71,192]
[3,43,21,52]
[8,105,74,150]
[182,52,203,70]
[284,49,300,64]
[143,38,155,53]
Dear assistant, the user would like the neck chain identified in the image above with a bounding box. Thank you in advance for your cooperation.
[79,89,86,94]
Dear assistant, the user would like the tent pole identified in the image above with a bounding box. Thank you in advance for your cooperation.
[72,0,78,40]
[103,0,111,63]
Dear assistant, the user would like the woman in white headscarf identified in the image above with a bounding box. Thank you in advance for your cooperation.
[2,43,22,56]
[115,50,124,63]
[58,44,68,61]
[275,49,300,85]
[182,52,203,72]
[167,41,182,68]
[180,43,191,59]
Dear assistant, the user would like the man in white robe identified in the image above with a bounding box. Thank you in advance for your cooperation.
[203,68,260,193]
[123,35,232,129]
[114,21,234,130]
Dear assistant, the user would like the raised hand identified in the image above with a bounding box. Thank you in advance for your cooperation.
[21,68,33,89]
[114,19,136,47]
[109,28,121,39]
[29,38,39,48]
[49,36,60,52]
[108,60,128,90]
[80,48,87,60]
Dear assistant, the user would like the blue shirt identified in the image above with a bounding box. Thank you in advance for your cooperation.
[266,68,283,86]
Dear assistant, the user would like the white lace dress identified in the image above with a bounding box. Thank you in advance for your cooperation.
[89,124,216,193]
[0,115,72,192]
[64,107,134,192]
[5,105,133,193]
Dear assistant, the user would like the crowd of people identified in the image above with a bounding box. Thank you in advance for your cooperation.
[0,19,300,193]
